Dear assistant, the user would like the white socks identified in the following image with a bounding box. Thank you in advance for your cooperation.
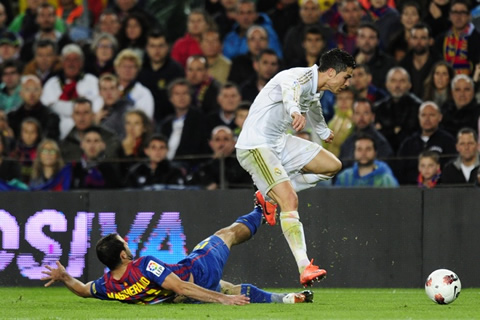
[290,173,332,192]
[280,210,310,273]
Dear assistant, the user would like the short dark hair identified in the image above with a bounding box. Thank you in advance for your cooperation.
[167,78,192,98]
[303,25,325,41]
[33,38,57,54]
[82,126,103,140]
[358,21,379,39]
[450,0,472,11]
[73,97,93,109]
[318,48,356,73]
[96,233,125,270]
[1,59,23,75]
[255,48,277,62]
[145,133,168,148]
[355,132,377,151]
[457,127,478,142]
[411,22,432,38]
[355,63,371,75]
[353,97,374,112]
[236,100,251,112]
[147,29,167,41]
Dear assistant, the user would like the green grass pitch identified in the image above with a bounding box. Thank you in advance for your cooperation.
[1,287,479,319]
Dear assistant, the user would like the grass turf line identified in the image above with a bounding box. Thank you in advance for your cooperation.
[0,287,478,319]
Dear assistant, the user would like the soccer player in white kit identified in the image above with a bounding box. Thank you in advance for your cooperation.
[236,48,355,287]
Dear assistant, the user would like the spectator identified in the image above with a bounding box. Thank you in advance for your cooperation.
[435,0,480,75]
[8,0,66,42]
[268,0,300,43]
[118,109,152,168]
[186,55,221,114]
[0,59,23,113]
[417,150,442,188]
[71,126,121,189]
[95,9,121,37]
[339,98,393,168]
[29,138,68,189]
[124,133,185,188]
[0,109,14,150]
[374,67,422,152]
[424,0,452,39]
[189,125,251,189]
[8,75,60,140]
[19,3,72,63]
[159,78,209,170]
[113,48,154,119]
[349,64,387,104]
[323,86,355,157]
[335,133,399,187]
[400,23,442,99]
[288,25,327,68]
[0,132,20,182]
[61,97,120,162]
[111,0,155,25]
[116,12,149,58]
[362,0,401,50]
[423,60,454,108]
[211,0,238,39]
[223,0,283,60]
[0,31,21,64]
[396,101,457,185]
[233,100,250,137]
[386,1,421,62]
[200,28,231,84]
[321,0,344,30]
[441,74,480,136]
[206,82,242,133]
[240,48,280,103]
[171,8,211,68]
[0,3,8,34]
[354,21,396,90]
[9,117,41,184]
[55,0,92,42]
[41,44,99,139]
[334,0,364,55]
[84,33,117,77]
[94,73,134,138]
[22,39,62,84]
[441,127,479,185]
[283,0,332,67]
[228,25,269,86]
[137,29,184,125]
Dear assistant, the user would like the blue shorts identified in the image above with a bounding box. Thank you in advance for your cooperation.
[188,235,230,292]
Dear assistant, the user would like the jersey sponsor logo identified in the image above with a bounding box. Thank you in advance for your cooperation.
[147,260,165,277]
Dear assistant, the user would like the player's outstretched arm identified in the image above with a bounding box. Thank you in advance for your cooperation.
[162,273,250,305]
[41,261,93,298]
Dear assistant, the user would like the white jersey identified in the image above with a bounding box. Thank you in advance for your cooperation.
[235,65,330,152]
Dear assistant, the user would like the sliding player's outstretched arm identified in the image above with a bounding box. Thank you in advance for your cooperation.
[161,272,250,306]
[42,261,92,298]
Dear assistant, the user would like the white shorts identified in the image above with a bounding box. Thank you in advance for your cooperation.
[236,134,322,194]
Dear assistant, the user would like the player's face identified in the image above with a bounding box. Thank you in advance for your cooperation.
[73,103,94,131]
[99,80,120,105]
[116,235,134,261]
[351,67,371,91]
[146,37,168,63]
[433,65,450,90]
[418,157,440,181]
[356,28,378,55]
[20,79,42,106]
[456,133,478,162]
[326,67,353,94]
[354,138,376,166]
[169,84,191,109]
[21,122,39,146]
[145,140,168,163]
[419,105,442,133]
[353,101,374,129]
[452,79,474,109]
[218,87,241,113]
[386,70,411,99]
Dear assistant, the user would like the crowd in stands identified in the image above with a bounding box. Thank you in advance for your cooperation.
[0,0,479,191]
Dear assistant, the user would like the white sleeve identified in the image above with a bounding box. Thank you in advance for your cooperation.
[280,77,306,118]
[307,99,331,141]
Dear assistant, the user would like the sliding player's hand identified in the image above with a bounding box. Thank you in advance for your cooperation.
[291,112,306,132]
[41,261,66,287]
[220,294,250,305]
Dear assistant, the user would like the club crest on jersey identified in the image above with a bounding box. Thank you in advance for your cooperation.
[147,260,164,277]
[274,168,282,176]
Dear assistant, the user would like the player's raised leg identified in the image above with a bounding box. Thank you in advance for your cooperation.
[214,206,263,248]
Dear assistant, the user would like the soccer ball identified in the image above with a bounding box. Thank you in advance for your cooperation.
[425,269,461,305]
